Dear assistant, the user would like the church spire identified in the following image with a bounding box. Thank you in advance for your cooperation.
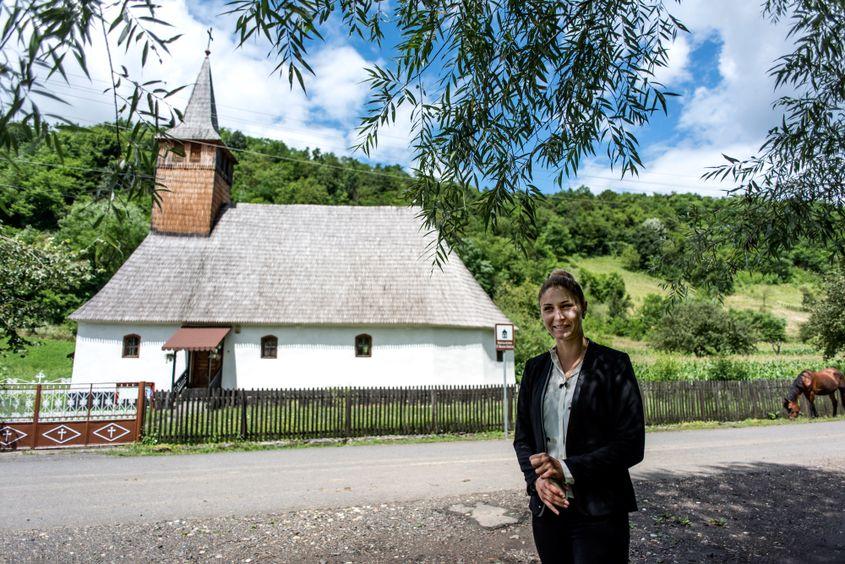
[167,52,220,141]
[151,51,236,237]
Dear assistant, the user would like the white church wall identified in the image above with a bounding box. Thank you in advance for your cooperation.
[223,325,515,389]
[72,323,515,390]
[71,323,187,391]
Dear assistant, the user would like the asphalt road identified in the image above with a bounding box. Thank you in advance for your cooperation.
[1,420,843,530]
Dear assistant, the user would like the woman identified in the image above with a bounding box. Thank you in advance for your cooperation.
[513,269,644,563]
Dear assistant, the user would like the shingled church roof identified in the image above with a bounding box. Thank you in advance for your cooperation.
[70,204,511,328]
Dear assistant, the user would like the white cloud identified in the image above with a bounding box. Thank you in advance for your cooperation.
[671,0,793,146]
[347,102,418,167]
[575,0,794,197]
[307,46,372,123]
[37,1,416,164]
[571,140,761,198]
[653,35,691,86]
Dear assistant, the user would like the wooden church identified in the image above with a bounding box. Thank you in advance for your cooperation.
[70,54,514,391]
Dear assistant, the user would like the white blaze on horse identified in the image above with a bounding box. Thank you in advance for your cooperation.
[783,367,845,418]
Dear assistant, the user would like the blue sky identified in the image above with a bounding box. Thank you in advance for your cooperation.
[45,1,796,199]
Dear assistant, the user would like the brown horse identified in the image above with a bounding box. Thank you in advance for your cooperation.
[783,368,845,418]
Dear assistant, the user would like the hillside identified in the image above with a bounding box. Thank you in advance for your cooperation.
[0,123,830,380]
[574,256,810,336]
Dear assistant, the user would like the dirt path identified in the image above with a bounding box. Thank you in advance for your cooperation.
[3,460,843,563]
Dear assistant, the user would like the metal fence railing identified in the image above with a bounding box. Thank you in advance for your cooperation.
[0,382,152,450]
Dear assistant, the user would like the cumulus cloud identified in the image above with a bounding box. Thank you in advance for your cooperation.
[571,140,760,198]
[307,46,372,124]
[670,1,793,145]
[653,35,692,86]
[574,0,794,196]
[38,1,416,163]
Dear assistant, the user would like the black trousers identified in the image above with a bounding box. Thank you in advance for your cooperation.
[531,508,630,563]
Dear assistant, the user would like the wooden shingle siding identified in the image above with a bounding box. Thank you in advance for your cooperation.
[151,163,221,235]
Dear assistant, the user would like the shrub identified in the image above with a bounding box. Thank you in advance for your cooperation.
[802,269,845,358]
[579,269,632,318]
[728,309,787,354]
[625,293,668,340]
[650,301,755,356]
[619,243,641,271]
[706,357,751,381]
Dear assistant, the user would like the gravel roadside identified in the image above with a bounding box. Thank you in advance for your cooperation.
[3,460,843,563]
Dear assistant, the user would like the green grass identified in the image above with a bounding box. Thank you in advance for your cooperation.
[0,338,74,382]
[646,415,842,432]
[575,255,811,336]
[106,430,506,456]
[575,256,666,304]
[86,417,839,456]
[725,282,809,336]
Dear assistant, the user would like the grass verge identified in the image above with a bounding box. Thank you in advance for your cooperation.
[84,417,841,457]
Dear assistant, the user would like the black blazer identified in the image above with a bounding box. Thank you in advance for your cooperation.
[513,341,645,517]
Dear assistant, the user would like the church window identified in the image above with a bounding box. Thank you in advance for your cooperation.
[171,142,184,162]
[261,335,278,359]
[355,334,372,357]
[122,334,140,358]
[189,142,202,162]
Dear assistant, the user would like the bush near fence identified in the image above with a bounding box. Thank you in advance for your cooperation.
[140,380,838,444]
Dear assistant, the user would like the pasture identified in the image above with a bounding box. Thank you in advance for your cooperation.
[575,255,811,336]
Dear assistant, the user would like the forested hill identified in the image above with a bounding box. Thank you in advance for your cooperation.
[0,123,831,365]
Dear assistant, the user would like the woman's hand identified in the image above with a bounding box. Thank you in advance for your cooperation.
[535,476,569,515]
[530,452,564,481]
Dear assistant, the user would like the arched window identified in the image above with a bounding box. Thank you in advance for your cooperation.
[355,334,372,357]
[261,335,278,359]
[122,334,140,358]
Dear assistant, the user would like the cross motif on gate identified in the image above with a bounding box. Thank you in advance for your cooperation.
[0,426,26,446]
[107,426,116,438]
[43,425,80,444]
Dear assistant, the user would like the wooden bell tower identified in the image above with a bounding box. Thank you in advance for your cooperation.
[152,52,236,236]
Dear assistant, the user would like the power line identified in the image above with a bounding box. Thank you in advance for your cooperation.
[42,78,419,145]
[40,80,729,185]
[5,122,415,184]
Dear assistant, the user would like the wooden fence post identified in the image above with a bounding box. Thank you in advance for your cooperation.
[345,388,352,437]
[506,385,514,429]
[32,384,42,426]
[430,388,437,433]
[31,384,42,450]
[240,390,248,440]
[134,382,147,442]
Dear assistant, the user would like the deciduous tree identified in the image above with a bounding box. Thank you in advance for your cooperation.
[0,227,91,352]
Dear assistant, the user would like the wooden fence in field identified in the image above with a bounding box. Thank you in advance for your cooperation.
[638,379,835,424]
[141,379,836,444]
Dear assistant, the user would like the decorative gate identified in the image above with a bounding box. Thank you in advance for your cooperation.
[0,382,151,450]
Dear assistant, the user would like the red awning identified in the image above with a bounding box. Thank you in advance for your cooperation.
[162,327,231,351]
